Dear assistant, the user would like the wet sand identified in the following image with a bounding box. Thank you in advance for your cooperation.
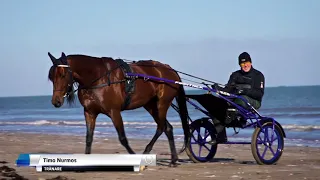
[1,132,319,180]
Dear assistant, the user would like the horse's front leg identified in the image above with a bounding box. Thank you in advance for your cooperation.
[84,109,98,154]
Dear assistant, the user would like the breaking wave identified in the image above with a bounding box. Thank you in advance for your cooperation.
[262,113,320,118]
[1,120,320,131]
[260,107,320,113]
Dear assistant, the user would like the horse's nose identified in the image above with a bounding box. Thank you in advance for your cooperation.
[53,98,62,108]
[54,101,61,107]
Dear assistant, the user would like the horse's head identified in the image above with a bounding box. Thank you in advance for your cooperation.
[47,52,75,108]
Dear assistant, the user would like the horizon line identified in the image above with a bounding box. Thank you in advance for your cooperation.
[0,84,319,98]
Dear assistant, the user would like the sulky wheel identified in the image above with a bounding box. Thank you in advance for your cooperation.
[185,118,218,163]
[251,121,285,165]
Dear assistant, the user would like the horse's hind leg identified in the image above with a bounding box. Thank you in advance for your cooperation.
[143,99,178,167]
[110,109,135,154]
[164,120,178,166]
[143,99,164,154]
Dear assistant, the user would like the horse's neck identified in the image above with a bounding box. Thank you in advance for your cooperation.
[70,58,116,87]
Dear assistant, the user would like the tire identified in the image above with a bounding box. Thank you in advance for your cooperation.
[185,118,218,163]
[251,121,285,165]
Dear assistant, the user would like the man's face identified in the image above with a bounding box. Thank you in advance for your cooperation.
[240,61,252,72]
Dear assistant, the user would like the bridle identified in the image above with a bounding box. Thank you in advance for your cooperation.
[53,64,75,98]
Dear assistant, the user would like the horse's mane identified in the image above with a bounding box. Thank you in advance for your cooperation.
[67,54,115,61]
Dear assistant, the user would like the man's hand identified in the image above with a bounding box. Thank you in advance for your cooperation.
[235,89,247,95]
[211,83,221,91]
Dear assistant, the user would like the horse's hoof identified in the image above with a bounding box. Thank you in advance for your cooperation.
[75,170,85,173]
[168,162,178,167]
[140,165,149,171]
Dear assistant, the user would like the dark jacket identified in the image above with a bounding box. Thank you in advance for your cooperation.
[223,67,265,102]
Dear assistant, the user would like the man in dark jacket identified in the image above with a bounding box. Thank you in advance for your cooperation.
[222,52,265,110]
[210,52,265,145]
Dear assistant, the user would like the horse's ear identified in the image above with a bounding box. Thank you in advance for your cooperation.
[60,52,68,64]
[61,52,66,59]
[48,52,56,64]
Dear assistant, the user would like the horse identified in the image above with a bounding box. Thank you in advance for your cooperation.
[47,52,190,166]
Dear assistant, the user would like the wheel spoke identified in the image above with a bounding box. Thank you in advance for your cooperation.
[271,136,278,142]
[259,133,268,146]
[257,135,264,144]
[265,128,269,142]
[198,144,202,157]
[268,129,272,142]
[261,145,268,158]
[268,146,275,156]
[191,133,198,143]
[204,129,210,139]
[198,130,203,141]
[271,126,275,143]
[203,144,211,151]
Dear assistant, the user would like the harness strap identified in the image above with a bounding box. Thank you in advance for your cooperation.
[114,59,136,110]
[84,60,125,89]
[68,58,136,110]
[83,59,136,110]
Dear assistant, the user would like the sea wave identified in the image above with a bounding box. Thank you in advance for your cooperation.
[282,124,320,131]
[2,107,320,120]
[1,120,320,131]
[260,107,320,113]
[263,113,320,118]
[0,120,178,127]
[0,112,319,122]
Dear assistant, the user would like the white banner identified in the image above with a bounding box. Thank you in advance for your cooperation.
[16,154,157,172]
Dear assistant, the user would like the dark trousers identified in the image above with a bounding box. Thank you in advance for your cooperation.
[216,95,261,133]
[212,95,261,144]
[233,95,261,110]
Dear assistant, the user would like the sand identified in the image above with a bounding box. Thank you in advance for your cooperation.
[0,132,319,180]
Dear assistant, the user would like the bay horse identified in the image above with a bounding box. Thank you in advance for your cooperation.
[47,52,190,166]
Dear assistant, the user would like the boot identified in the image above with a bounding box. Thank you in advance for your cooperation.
[208,123,226,145]
[225,108,238,124]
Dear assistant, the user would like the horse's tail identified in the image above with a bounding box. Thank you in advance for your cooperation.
[175,84,190,154]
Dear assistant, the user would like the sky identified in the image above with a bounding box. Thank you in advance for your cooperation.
[0,0,319,97]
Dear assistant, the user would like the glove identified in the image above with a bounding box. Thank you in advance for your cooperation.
[235,89,247,95]
[211,83,221,91]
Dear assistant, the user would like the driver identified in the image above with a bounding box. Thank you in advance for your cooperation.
[219,51,265,110]
[209,52,265,145]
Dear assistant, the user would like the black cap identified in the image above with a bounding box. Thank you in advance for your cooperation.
[238,52,252,65]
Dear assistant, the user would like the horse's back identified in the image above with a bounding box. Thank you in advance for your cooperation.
[128,60,181,104]
[131,60,180,81]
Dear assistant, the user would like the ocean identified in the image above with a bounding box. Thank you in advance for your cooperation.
[0,85,319,148]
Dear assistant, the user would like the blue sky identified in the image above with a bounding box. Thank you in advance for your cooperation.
[0,0,319,97]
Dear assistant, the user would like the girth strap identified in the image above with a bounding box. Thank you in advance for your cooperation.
[114,59,136,110]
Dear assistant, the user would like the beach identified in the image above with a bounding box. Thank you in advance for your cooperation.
[1,132,320,180]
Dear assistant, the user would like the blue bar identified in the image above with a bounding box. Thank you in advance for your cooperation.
[16,154,30,166]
